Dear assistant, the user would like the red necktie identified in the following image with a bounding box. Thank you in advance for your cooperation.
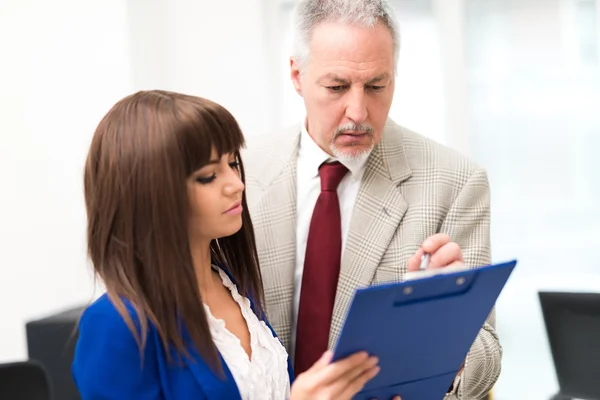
[294,161,348,375]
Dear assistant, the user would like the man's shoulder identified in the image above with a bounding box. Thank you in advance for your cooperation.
[241,123,301,187]
[390,122,487,179]
[242,123,300,158]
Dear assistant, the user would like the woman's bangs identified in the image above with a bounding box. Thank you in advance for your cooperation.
[181,103,245,174]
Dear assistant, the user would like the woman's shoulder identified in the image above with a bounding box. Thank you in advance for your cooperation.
[78,293,153,340]
[73,296,164,398]
[81,293,119,316]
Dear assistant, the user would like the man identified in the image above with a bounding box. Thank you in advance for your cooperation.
[243,0,500,398]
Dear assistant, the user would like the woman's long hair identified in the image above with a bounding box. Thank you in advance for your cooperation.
[83,90,264,370]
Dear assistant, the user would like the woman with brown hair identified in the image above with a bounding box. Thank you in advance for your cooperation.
[71,90,380,399]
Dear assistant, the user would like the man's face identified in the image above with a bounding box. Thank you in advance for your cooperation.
[291,20,395,161]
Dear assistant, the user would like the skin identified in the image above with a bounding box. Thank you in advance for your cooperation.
[187,148,381,399]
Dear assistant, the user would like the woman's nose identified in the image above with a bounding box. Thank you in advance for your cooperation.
[224,169,244,195]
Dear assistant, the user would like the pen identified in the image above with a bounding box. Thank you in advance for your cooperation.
[419,252,431,271]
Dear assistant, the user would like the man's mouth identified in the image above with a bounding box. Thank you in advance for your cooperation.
[339,131,367,136]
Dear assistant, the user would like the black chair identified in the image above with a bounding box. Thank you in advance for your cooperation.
[539,291,600,400]
[26,306,84,400]
[0,360,52,400]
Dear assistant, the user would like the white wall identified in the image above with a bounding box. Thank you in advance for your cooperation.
[0,0,276,363]
[0,0,134,362]
[126,0,278,137]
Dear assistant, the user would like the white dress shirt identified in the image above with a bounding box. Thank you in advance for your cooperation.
[290,121,368,361]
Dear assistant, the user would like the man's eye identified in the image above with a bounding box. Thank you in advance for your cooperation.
[327,85,346,93]
[369,85,385,92]
[196,174,216,184]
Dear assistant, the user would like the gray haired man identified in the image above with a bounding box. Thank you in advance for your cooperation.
[244,0,500,398]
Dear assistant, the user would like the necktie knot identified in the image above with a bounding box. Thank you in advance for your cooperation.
[319,162,348,192]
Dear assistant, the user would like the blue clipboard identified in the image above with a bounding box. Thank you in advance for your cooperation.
[332,260,517,400]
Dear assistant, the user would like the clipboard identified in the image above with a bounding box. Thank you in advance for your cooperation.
[332,260,517,400]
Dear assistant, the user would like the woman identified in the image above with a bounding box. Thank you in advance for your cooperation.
[72,90,380,399]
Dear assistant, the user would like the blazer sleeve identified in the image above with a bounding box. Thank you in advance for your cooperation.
[72,301,163,400]
[439,167,501,400]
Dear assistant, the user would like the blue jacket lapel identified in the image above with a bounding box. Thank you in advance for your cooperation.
[182,346,242,400]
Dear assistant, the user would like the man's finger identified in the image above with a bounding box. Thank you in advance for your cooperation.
[421,233,451,254]
[448,260,466,269]
[407,247,424,272]
[429,242,463,269]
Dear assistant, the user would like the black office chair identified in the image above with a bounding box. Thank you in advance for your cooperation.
[539,291,600,400]
[0,360,52,400]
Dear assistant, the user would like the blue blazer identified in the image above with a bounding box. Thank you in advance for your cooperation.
[72,270,294,399]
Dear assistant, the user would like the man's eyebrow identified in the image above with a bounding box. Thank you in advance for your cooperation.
[317,73,391,85]
[316,74,350,85]
[366,73,390,84]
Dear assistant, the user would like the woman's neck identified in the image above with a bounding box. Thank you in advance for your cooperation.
[190,239,219,294]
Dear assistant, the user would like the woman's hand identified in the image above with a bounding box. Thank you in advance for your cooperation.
[290,350,380,400]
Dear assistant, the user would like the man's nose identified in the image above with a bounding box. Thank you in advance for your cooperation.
[345,88,368,124]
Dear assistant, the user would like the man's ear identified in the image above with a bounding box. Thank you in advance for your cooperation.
[290,57,303,96]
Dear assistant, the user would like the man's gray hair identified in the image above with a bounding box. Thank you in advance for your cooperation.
[291,0,400,72]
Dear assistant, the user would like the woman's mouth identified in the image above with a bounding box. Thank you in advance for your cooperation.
[224,201,243,215]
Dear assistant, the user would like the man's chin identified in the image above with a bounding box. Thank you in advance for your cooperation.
[331,144,372,163]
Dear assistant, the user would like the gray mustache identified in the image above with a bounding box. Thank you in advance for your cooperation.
[334,123,374,136]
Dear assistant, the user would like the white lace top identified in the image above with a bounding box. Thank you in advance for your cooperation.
[204,268,291,400]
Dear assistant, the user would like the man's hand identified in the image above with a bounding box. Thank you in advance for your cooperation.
[407,233,464,272]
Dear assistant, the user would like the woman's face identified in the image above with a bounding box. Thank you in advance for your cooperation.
[187,148,245,243]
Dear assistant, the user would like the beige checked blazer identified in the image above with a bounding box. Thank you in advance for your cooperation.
[242,119,501,399]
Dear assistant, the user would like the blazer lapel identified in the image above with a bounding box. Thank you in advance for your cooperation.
[329,121,412,348]
[184,353,242,399]
[158,323,242,400]
[248,128,300,350]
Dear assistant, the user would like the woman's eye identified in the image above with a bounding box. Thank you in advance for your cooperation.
[196,174,216,184]
[229,161,240,170]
